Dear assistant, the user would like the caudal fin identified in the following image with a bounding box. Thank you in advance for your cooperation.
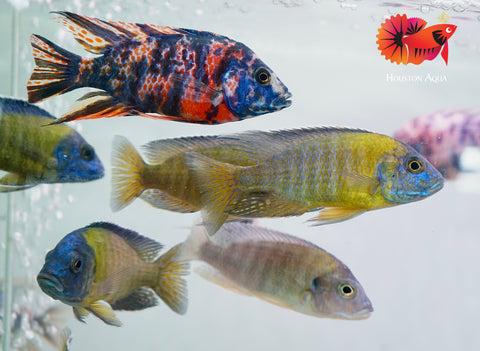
[111,136,147,211]
[27,34,81,103]
[376,14,409,64]
[184,152,240,236]
[153,244,190,315]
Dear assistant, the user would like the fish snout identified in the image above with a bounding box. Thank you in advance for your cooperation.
[272,91,292,110]
[37,272,64,295]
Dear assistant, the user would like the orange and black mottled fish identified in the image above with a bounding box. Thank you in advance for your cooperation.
[376,14,456,65]
[27,12,292,125]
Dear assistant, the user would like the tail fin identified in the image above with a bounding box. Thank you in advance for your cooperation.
[376,14,409,65]
[27,34,81,103]
[111,136,146,211]
[153,244,190,315]
[184,152,240,236]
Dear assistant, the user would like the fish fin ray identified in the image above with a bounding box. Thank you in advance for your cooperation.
[342,172,379,195]
[184,152,240,236]
[111,136,146,211]
[171,73,223,106]
[142,135,222,165]
[111,287,158,311]
[72,307,89,323]
[194,265,252,296]
[140,189,199,213]
[48,92,132,124]
[309,208,366,225]
[154,244,190,315]
[406,17,427,35]
[229,191,307,217]
[88,300,122,327]
[86,222,163,262]
[0,97,55,119]
[376,14,409,64]
[27,34,81,103]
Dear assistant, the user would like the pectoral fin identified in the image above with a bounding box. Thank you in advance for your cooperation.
[309,207,366,225]
[441,40,449,65]
[0,173,36,192]
[89,300,122,327]
[111,287,158,311]
[343,172,379,195]
[72,306,90,323]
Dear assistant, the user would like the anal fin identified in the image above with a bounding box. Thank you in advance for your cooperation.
[49,92,132,124]
[73,306,90,323]
[111,287,158,311]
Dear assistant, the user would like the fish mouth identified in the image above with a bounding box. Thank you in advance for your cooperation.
[37,272,64,294]
[273,92,292,110]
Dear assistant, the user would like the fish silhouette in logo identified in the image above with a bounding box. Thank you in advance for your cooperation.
[376,14,456,65]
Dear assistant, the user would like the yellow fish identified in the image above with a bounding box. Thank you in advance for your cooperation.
[183,127,444,235]
[37,222,189,326]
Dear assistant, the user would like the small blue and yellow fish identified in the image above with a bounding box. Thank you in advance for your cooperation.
[180,220,373,319]
[27,12,291,125]
[0,97,103,192]
[183,127,444,235]
[37,222,189,326]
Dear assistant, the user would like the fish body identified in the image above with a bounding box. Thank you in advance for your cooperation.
[0,97,103,192]
[180,221,372,319]
[28,12,291,125]
[376,14,456,65]
[37,222,189,326]
[394,108,480,179]
[184,127,444,235]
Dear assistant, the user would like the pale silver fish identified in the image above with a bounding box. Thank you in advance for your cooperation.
[180,221,372,320]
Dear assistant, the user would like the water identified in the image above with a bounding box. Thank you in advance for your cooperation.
[1,0,479,350]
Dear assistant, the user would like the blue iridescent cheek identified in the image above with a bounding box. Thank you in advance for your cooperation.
[53,135,104,182]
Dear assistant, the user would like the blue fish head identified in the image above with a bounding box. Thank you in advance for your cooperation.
[222,54,292,119]
[52,133,104,182]
[378,148,445,203]
[37,229,95,305]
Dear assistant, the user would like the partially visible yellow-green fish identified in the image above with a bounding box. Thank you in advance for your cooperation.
[180,220,373,319]
[183,127,444,235]
[0,97,104,192]
[37,222,189,327]
[111,129,323,212]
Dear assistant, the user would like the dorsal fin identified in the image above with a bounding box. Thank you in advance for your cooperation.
[86,222,163,262]
[142,135,224,165]
[0,96,55,120]
[406,17,427,35]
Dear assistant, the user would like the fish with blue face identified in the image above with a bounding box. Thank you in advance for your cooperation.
[0,97,103,192]
[37,222,189,326]
[180,220,373,320]
[27,11,291,125]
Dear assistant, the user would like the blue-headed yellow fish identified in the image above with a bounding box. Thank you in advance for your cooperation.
[27,12,291,125]
[181,127,444,235]
[0,97,103,192]
[180,220,373,320]
[37,222,189,327]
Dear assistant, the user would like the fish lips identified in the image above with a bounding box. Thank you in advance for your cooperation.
[272,91,293,110]
[37,272,64,297]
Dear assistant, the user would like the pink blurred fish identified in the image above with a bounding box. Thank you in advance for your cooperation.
[394,108,480,179]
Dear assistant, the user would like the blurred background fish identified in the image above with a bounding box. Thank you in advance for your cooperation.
[37,222,189,327]
[394,108,480,179]
[0,97,104,192]
[0,278,71,351]
[179,221,372,320]
[182,127,444,235]
[27,11,291,125]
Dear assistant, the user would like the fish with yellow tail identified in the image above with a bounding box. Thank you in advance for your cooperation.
[37,222,189,326]
[111,130,321,212]
[182,127,444,235]
[179,220,373,319]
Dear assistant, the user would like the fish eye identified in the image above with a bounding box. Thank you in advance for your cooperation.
[70,258,82,273]
[446,27,452,33]
[338,282,356,299]
[254,67,271,85]
[406,157,425,174]
[80,144,95,161]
